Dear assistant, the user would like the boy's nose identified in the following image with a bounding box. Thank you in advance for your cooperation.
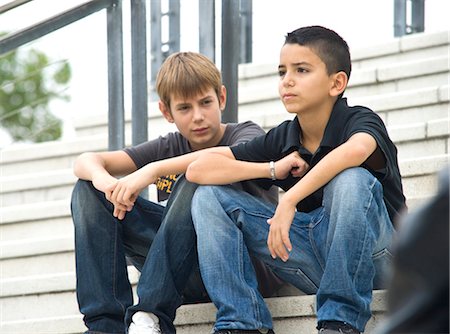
[282,75,294,87]
[192,106,205,121]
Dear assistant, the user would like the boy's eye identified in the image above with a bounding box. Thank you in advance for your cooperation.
[297,67,308,73]
[202,99,213,106]
[177,105,190,111]
[278,70,286,77]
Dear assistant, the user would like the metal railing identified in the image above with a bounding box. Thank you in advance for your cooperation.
[1,0,427,150]
[0,0,129,150]
[0,0,252,150]
[394,0,425,37]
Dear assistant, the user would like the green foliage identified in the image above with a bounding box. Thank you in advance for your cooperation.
[0,43,71,143]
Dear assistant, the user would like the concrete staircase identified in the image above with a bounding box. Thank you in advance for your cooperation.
[1,30,449,333]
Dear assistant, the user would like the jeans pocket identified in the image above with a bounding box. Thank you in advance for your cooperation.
[372,248,393,289]
[272,265,319,294]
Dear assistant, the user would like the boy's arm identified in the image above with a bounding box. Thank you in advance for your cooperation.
[73,151,139,218]
[74,151,137,191]
[268,132,377,261]
[108,146,230,213]
[187,149,308,184]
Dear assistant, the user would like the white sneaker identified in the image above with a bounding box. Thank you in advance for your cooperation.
[128,311,162,334]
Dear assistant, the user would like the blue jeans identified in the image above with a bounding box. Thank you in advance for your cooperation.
[191,167,395,332]
[71,176,206,334]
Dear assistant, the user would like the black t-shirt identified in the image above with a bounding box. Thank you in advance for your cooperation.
[231,98,406,224]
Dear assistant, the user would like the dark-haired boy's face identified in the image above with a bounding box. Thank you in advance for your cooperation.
[278,43,335,116]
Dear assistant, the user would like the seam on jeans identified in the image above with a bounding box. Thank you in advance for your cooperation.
[308,209,327,271]
[352,182,375,328]
[112,218,127,314]
[236,225,263,328]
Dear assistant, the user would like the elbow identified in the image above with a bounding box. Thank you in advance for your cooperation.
[349,143,374,166]
[73,152,94,178]
[186,162,203,184]
[73,153,85,177]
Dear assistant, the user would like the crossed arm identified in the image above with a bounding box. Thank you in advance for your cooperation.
[186,132,378,261]
[73,146,228,219]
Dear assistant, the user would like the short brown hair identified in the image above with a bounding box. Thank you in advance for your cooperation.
[156,52,222,109]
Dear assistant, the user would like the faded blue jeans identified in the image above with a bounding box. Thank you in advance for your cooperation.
[71,176,206,334]
[191,167,395,332]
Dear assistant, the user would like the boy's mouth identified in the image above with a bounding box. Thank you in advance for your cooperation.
[282,93,296,101]
[193,127,208,135]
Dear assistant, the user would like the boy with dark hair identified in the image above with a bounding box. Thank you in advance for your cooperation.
[186,26,406,333]
[71,51,282,334]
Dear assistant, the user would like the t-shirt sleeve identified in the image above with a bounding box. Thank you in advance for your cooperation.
[123,132,190,169]
[224,121,266,147]
[346,110,397,180]
[230,124,284,162]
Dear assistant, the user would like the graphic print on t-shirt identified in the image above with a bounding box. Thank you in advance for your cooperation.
[156,174,178,202]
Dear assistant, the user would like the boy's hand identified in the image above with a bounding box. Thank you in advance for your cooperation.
[275,151,309,179]
[109,168,157,217]
[267,198,296,262]
[91,171,129,220]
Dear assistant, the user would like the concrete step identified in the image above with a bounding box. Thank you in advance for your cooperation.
[0,266,140,298]
[350,30,449,69]
[1,168,76,206]
[0,288,387,334]
[0,134,107,176]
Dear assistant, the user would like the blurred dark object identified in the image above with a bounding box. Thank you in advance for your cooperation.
[377,166,449,333]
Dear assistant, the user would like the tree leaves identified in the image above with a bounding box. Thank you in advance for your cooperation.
[0,40,71,143]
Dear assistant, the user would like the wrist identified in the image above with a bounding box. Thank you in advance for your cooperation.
[269,161,276,180]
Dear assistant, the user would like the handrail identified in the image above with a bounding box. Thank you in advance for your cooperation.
[0,0,113,55]
[0,0,127,150]
[0,0,33,15]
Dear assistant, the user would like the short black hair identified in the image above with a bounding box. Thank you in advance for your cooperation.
[285,25,351,81]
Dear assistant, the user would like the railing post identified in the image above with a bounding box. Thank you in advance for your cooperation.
[150,0,162,101]
[131,0,148,146]
[394,0,425,37]
[149,0,180,101]
[411,0,425,34]
[199,0,215,62]
[106,0,125,150]
[168,0,180,55]
[240,0,252,64]
[221,0,240,123]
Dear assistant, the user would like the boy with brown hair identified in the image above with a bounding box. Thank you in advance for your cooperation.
[71,51,282,334]
[186,26,406,333]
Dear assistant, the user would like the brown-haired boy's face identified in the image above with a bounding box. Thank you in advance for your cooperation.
[278,43,335,117]
[159,86,227,151]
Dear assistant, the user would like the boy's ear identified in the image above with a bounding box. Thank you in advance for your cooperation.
[159,101,175,123]
[330,71,348,97]
[219,85,227,111]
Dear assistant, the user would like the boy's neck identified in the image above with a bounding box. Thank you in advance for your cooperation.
[297,101,335,153]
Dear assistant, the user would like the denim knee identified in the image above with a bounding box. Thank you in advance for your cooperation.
[324,167,381,206]
[71,179,112,227]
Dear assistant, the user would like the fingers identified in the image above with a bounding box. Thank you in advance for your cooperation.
[113,206,127,220]
[267,219,292,262]
[109,183,136,210]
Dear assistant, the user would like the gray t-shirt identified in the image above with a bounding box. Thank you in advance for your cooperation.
[124,121,277,203]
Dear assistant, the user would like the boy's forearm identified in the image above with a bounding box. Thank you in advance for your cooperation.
[187,152,272,184]
[147,146,231,179]
[73,152,108,181]
[283,135,376,206]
